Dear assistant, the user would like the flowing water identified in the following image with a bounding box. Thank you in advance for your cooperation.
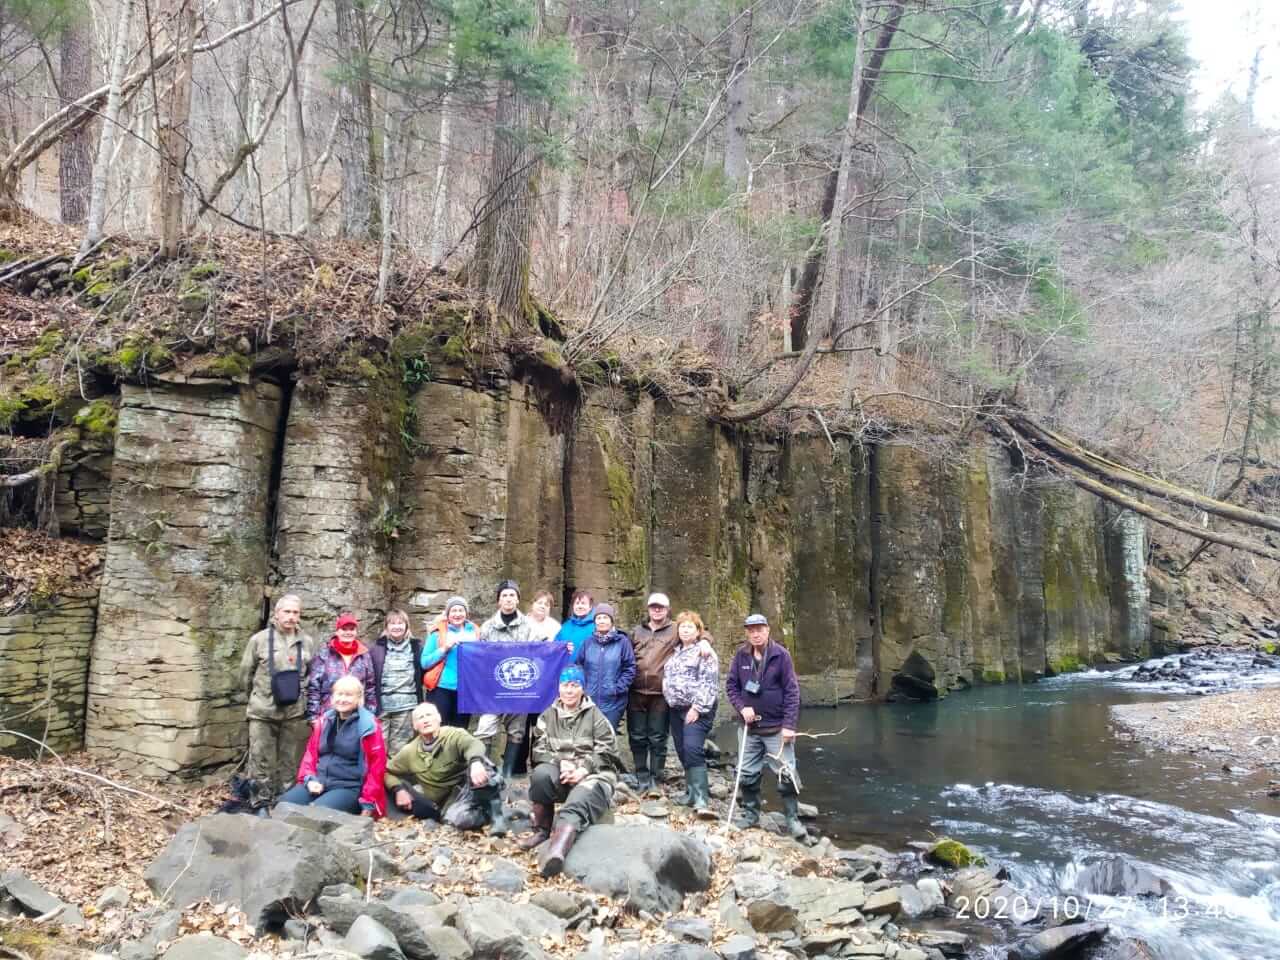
[719,656,1280,959]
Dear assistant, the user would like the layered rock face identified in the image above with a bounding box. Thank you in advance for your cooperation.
[0,590,97,756]
[6,373,1149,773]
[84,381,281,777]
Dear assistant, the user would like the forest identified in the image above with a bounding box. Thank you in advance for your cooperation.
[1,0,1278,585]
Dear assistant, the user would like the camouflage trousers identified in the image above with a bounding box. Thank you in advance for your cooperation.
[246,717,311,804]
[381,709,417,757]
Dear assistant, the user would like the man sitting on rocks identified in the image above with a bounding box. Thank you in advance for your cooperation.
[383,702,509,835]
[518,666,620,878]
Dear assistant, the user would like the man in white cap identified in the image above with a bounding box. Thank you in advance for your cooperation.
[627,591,677,793]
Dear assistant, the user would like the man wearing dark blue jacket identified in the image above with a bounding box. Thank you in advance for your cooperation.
[725,613,806,840]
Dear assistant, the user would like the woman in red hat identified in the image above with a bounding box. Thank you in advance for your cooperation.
[306,611,378,721]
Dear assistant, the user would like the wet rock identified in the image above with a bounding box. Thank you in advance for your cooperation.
[1007,922,1109,960]
[948,866,1036,924]
[1074,857,1172,898]
[146,814,351,930]
[343,915,406,960]
[899,882,943,920]
[663,917,714,943]
[564,825,712,915]
[914,930,969,957]
[165,934,246,960]
[891,651,939,701]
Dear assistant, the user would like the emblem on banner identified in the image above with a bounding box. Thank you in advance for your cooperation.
[494,656,541,691]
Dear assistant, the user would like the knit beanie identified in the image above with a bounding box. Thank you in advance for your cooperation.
[444,595,469,616]
[495,579,520,600]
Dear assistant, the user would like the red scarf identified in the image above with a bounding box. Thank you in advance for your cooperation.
[331,635,360,658]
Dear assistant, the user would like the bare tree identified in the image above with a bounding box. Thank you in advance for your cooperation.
[57,11,93,224]
[151,0,199,256]
[80,0,137,254]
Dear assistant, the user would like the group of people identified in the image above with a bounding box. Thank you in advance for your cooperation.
[238,580,807,875]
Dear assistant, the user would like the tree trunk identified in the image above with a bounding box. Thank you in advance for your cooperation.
[334,0,375,238]
[722,4,751,186]
[152,0,198,257]
[80,0,137,254]
[376,97,402,303]
[428,36,455,267]
[471,10,545,326]
[58,15,94,225]
[788,1,903,350]
[280,0,313,233]
[719,0,869,423]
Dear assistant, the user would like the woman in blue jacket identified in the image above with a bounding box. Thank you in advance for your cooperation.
[573,602,636,731]
[556,589,597,655]
[420,596,477,727]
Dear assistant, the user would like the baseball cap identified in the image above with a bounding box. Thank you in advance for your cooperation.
[646,592,671,608]
[743,613,769,627]
[335,612,359,629]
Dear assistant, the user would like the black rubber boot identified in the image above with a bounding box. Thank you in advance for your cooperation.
[501,741,522,781]
[487,791,510,837]
[781,793,808,840]
[686,765,712,815]
[734,776,762,828]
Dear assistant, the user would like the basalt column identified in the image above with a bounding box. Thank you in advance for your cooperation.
[274,380,400,633]
[392,372,509,621]
[563,390,653,628]
[85,380,281,777]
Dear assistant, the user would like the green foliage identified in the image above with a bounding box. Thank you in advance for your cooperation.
[928,838,985,868]
[402,355,432,390]
[73,399,118,440]
[0,0,86,38]
[1050,655,1085,675]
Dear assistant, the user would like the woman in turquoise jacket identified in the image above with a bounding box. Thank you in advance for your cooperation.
[556,589,597,655]
[420,596,477,727]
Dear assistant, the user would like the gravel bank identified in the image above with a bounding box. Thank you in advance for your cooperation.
[1112,688,1280,772]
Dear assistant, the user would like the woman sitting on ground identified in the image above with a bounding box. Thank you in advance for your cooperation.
[279,675,386,817]
[662,611,720,815]
[518,666,620,878]
[420,596,476,728]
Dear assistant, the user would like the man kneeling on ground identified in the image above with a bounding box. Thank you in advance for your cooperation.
[383,702,509,835]
[518,666,620,878]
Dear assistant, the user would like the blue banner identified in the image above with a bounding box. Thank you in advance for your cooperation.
[457,641,572,714]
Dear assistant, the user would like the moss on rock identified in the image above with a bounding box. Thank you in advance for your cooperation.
[927,838,985,868]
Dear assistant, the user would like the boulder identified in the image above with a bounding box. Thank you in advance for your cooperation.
[344,914,407,960]
[1007,922,1109,960]
[800,930,852,956]
[1074,857,1172,898]
[0,869,84,926]
[164,934,247,960]
[455,896,565,960]
[899,881,944,920]
[948,866,1037,924]
[318,886,470,960]
[145,814,352,930]
[891,651,939,700]
[564,825,713,914]
[529,890,589,919]
[717,935,756,960]
[95,885,132,911]
[275,802,398,880]
[925,838,982,868]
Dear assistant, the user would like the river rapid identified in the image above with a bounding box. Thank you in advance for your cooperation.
[722,658,1280,959]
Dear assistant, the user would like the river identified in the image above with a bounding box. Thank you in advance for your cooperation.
[715,658,1280,959]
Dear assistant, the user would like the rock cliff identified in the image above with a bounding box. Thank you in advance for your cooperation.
[3,362,1149,776]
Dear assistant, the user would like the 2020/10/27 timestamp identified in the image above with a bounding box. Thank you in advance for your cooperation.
[953,894,1240,923]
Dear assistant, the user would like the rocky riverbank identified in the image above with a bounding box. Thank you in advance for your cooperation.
[0,753,1159,960]
[1112,687,1280,777]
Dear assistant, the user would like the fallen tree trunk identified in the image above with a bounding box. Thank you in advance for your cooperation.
[1008,412,1280,535]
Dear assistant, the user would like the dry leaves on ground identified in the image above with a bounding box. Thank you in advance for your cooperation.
[0,528,101,615]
